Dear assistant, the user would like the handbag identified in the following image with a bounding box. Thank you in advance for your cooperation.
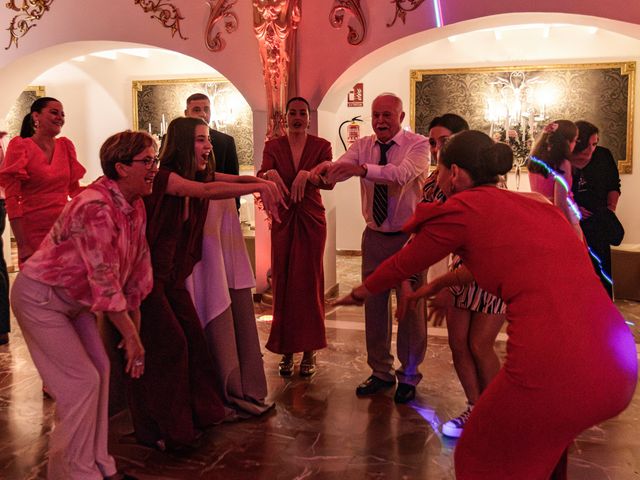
[581,207,625,246]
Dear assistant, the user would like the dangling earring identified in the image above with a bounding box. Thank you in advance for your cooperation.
[33,119,40,129]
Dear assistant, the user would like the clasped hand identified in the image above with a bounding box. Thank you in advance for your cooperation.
[396,281,450,326]
[259,178,288,223]
[311,161,361,184]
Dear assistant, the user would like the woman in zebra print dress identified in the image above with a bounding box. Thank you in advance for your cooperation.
[420,114,506,439]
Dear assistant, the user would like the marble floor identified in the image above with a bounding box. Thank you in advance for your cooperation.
[0,256,639,479]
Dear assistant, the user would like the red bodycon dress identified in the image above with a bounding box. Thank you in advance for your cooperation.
[365,186,637,479]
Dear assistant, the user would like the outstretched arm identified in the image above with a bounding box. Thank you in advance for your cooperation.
[166,172,287,222]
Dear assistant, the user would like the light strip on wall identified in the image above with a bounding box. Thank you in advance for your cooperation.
[432,0,444,27]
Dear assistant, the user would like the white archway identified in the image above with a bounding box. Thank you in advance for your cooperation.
[316,12,640,251]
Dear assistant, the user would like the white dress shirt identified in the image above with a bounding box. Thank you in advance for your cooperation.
[335,129,430,232]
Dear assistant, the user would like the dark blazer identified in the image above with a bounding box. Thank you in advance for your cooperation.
[209,128,240,210]
[210,128,239,176]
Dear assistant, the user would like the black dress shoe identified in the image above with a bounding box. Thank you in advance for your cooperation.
[355,375,396,396]
[394,383,416,404]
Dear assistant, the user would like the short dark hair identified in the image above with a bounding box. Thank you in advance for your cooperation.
[428,113,469,134]
[185,93,209,106]
[286,96,310,112]
[440,130,513,186]
[20,97,60,138]
[574,121,599,154]
[160,116,212,181]
[100,130,156,180]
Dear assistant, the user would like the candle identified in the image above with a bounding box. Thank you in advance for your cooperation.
[148,123,152,134]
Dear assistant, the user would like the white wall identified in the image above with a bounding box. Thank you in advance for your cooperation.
[25,49,221,182]
[319,23,640,249]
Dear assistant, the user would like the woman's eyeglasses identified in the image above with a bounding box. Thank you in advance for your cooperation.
[130,156,160,169]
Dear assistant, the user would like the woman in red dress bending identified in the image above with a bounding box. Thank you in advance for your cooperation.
[258,97,334,377]
[336,130,637,478]
[0,97,85,266]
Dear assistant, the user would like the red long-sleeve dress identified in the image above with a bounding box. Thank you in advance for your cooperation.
[259,134,333,354]
[365,186,637,479]
[0,136,85,265]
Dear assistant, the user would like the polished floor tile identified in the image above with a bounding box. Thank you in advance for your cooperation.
[0,257,639,479]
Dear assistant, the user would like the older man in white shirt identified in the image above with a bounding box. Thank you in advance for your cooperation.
[317,93,430,403]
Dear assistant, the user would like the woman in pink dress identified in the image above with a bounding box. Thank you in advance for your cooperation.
[527,120,582,238]
[258,97,334,377]
[10,130,154,480]
[336,130,637,478]
[0,97,85,266]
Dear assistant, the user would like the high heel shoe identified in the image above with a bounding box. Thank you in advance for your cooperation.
[278,354,294,377]
[299,353,316,377]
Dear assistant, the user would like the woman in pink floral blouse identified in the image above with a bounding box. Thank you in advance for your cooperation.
[10,130,156,480]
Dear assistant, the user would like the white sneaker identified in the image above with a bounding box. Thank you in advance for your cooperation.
[442,404,473,438]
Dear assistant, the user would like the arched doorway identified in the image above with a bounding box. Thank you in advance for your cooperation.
[317,13,640,252]
[0,41,258,271]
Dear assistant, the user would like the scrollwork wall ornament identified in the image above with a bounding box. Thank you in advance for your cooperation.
[329,0,366,46]
[134,0,187,40]
[387,0,427,27]
[253,0,301,139]
[205,0,238,52]
[5,0,55,50]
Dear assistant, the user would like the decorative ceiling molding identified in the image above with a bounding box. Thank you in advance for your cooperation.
[387,0,427,27]
[253,0,301,139]
[134,0,187,40]
[329,0,366,45]
[5,0,55,50]
[205,0,238,52]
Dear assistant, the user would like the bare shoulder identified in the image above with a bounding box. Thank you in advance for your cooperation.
[516,191,552,204]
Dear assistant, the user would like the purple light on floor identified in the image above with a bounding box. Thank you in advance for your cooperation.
[410,404,442,433]
[433,0,444,27]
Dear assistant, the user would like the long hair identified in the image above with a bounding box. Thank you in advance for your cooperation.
[439,130,513,186]
[19,97,60,138]
[528,119,577,176]
[159,117,212,182]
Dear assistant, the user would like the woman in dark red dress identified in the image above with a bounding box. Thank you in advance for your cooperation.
[336,130,637,478]
[258,97,334,377]
[129,117,283,451]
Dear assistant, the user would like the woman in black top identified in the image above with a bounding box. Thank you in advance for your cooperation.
[570,121,622,298]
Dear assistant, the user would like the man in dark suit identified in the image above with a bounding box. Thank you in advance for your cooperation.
[185,93,241,209]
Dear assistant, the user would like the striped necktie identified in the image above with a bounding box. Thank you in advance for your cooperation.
[373,141,394,227]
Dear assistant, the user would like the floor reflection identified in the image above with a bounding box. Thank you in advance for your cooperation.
[0,256,638,479]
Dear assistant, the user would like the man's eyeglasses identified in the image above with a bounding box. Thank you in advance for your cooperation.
[129,156,160,170]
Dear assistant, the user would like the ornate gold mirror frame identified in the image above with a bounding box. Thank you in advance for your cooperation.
[411,62,635,174]
[131,77,254,168]
[4,85,46,138]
